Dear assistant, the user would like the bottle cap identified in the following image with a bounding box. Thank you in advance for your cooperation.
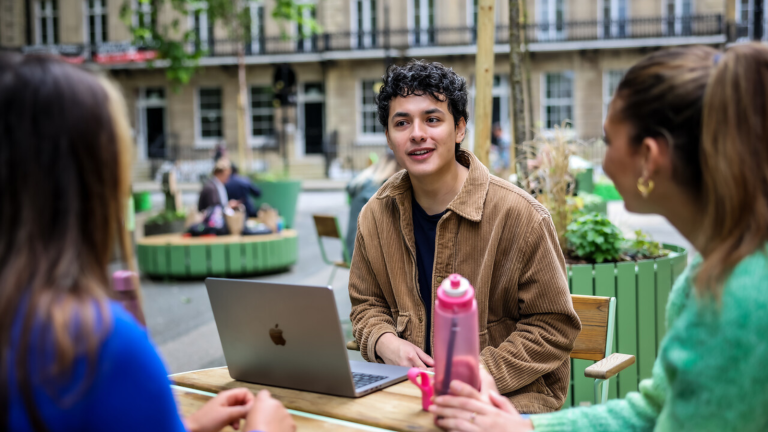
[442,274,470,297]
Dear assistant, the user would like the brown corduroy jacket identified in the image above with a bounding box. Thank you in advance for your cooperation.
[349,150,581,413]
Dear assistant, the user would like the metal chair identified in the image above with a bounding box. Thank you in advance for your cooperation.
[346,294,635,405]
[312,214,351,286]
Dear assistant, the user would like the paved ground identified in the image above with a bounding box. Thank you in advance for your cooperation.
[140,192,693,374]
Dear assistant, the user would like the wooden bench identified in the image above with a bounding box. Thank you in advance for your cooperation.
[137,231,298,279]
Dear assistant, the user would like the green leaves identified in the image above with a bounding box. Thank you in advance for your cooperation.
[625,229,668,260]
[565,212,624,263]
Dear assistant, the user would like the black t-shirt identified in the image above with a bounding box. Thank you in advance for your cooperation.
[411,195,446,356]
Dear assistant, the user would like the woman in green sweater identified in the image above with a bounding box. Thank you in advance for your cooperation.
[429,43,768,431]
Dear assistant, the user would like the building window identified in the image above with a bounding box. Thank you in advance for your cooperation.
[189,2,211,53]
[246,1,265,54]
[133,0,156,33]
[361,80,385,135]
[736,0,767,40]
[353,0,378,48]
[198,88,223,140]
[250,86,274,139]
[86,0,108,45]
[603,70,625,120]
[537,0,565,41]
[411,0,435,46]
[35,0,58,45]
[599,0,627,38]
[664,0,693,36]
[542,72,573,130]
[296,3,317,52]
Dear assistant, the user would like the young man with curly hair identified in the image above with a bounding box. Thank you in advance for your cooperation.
[348,60,581,413]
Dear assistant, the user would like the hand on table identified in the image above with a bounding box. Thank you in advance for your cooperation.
[376,333,435,370]
[429,379,534,432]
[184,388,254,432]
[244,390,296,432]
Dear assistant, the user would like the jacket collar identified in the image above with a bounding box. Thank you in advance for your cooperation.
[376,149,490,222]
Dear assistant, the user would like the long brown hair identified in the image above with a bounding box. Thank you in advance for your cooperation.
[615,44,768,294]
[0,54,135,429]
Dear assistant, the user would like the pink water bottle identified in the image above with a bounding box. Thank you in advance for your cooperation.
[434,274,480,395]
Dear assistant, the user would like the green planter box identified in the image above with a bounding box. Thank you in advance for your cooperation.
[253,180,302,229]
[563,244,688,408]
[593,182,623,202]
[133,191,152,212]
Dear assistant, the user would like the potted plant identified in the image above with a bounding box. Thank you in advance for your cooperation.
[520,127,687,408]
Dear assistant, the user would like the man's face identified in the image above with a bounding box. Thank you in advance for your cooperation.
[385,94,466,179]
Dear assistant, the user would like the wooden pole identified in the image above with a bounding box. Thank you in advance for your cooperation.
[473,0,496,168]
[508,0,525,176]
[236,46,248,173]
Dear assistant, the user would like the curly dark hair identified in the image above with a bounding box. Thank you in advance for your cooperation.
[376,60,469,136]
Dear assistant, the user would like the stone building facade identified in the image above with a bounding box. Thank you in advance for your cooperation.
[1,0,760,179]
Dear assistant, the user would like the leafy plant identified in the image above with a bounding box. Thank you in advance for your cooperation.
[565,213,624,263]
[146,210,187,225]
[625,229,669,260]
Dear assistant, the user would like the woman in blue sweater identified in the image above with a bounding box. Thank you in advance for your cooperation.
[429,45,768,431]
[0,55,294,432]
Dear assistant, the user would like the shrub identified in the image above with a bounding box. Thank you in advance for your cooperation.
[145,210,186,226]
[565,213,624,263]
[625,229,669,260]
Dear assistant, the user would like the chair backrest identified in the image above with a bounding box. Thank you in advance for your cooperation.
[313,215,342,239]
[571,294,614,362]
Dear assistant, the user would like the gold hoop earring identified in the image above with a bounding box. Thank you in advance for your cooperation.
[637,178,654,198]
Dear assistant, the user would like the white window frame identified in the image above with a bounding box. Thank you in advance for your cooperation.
[597,0,629,39]
[34,0,58,45]
[736,0,768,41]
[602,69,625,121]
[85,0,108,45]
[357,79,387,145]
[468,74,511,141]
[408,0,435,46]
[351,0,378,49]
[136,87,167,161]
[662,0,693,36]
[540,71,574,132]
[132,0,154,31]
[247,1,266,54]
[536,0,566,41]
[195,87,224,148]
[188,2,210,52]
[248,84,276,147]
[295,1,316,53]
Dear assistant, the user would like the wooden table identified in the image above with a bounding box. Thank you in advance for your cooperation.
[171,367,441,431]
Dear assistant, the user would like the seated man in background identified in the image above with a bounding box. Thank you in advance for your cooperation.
[198,158,239,212]
[348,60,581,414]
[226,165,261,218]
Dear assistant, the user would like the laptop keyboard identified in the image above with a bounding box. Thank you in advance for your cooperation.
[352,372,388,389]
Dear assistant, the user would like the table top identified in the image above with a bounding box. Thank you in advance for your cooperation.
[172,386,363,431]
[171,367,441,432]
[138,230,297,246]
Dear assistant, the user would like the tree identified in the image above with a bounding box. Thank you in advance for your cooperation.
[120,0,319,173]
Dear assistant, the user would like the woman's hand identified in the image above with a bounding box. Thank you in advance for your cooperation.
[184,388,254,432]
[244,389,296,432]
[429,380,534,432]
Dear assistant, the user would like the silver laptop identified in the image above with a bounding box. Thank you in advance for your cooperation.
[205,278,409,397]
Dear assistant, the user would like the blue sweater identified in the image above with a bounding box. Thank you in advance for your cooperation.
[8,301,186,432]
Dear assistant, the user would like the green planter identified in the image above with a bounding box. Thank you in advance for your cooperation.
[576,167,594,194]
[563,244,688,408]
[133,191,152,212]
[593,181,623,202]
[253,180,302,229]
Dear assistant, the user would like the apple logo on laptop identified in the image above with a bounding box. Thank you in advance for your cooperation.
[269,324,286,346]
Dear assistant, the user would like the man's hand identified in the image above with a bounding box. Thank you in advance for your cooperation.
[375,333,435,369]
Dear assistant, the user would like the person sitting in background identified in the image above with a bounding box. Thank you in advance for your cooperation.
[345,151,401,257]
[198,158,240,212]
[0,53,294,432]
[226,165,261,218]
[429,44,768,432]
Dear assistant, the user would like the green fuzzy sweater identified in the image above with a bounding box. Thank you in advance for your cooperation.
[532,247,768,431]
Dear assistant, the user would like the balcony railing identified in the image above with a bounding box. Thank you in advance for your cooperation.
[12,14,727,64]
